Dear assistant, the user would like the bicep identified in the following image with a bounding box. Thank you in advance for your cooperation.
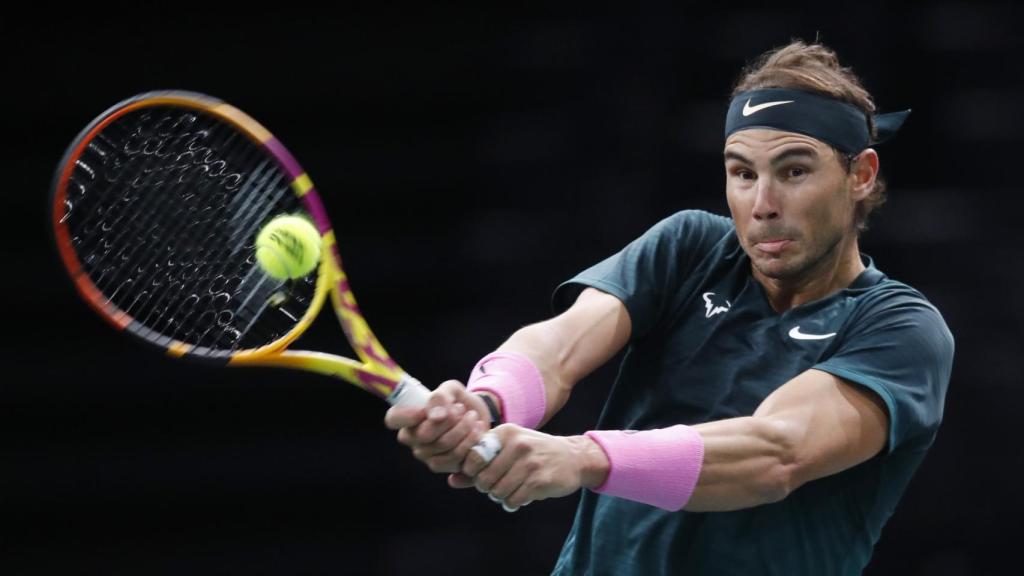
[754,368,890,488]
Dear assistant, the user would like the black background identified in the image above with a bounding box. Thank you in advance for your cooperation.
[5,2,1022,575]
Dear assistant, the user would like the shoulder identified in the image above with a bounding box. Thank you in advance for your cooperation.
[853,277,947,324]
[846,277,955,359]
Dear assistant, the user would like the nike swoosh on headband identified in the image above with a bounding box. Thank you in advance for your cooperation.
[742,99,795,116]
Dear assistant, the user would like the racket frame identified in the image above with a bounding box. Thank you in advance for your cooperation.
[51,91,428,406]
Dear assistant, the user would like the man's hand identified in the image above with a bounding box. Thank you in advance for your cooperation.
[384,380,492,473]
[450,425,610,511]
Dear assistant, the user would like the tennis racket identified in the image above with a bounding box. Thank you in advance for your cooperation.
[50,91,431,408]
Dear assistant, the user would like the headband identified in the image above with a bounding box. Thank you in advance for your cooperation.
[725,88,910,155]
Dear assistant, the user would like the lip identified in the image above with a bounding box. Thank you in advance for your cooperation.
[754,239,791,254]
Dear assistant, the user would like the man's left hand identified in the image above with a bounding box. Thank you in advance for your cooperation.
[449,424,610,511]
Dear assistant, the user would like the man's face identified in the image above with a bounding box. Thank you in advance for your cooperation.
[723,129,864,282]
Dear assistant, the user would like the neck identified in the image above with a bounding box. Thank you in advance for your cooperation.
[754,234,865,313]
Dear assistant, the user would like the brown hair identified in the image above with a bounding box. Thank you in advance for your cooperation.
[731,40,886,232]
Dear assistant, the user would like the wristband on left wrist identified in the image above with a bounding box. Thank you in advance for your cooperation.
[476,392,502,427]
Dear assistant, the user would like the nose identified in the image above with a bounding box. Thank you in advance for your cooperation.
[752,177,780,221]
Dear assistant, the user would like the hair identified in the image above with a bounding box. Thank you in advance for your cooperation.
[731,40,886,232]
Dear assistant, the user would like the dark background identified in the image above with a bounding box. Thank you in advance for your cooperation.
[5,2,1022,575]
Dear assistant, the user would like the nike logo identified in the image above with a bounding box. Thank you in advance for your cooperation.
[742,98,795,116]
[788,326,836,341]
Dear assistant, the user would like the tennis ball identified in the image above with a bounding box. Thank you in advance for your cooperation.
[255,215,322,280]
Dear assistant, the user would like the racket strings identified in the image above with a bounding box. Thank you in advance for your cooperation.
[66,107,317,352]
[102,119,304,350]
[118,152,277,344]
[73,114,239,284]
[119,112,309,349]
[70,113,236,243]
[137,160,282,347]
[160,165,305,349]
[85,114,252,333]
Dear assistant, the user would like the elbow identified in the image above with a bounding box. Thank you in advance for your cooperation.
[754,417,803,504]
[759,462,798,504]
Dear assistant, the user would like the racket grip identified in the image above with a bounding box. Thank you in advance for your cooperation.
[387,375,431,407]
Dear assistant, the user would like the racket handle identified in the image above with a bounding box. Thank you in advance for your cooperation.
[387,375,431,407]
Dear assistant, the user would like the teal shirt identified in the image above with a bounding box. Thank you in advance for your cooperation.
[550,210,954,575]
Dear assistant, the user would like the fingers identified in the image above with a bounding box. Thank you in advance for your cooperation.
[418,412,488,473]
[416,408,478,457]
[447,383,493,423]
[502,484,534,511]
[467,430,514,494]
[486,455,528,502]
[473,440,534,512]
[395,402,461,446]
[469,430,502,465]
[462,428,506,479]
[384,379,473,430]
[447,472,475,489]
[384,383,456,431]
[459,426,557,512]
[413,383,462,443]
[391,380,465,446]
[384,405,425,430]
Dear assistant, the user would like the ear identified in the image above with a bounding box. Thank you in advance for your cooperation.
[848,149,879,201]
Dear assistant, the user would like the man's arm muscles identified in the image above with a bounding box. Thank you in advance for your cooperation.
[683,368,889,511]
[383,287,631,475]
[490,287,632,426]
[459,369,888,511]
[455,345,890,512]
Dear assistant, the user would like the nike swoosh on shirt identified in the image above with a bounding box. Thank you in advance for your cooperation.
[742,99,795,116]
[788,326,837,340]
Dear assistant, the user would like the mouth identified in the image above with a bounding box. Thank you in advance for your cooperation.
[753,239,791,255]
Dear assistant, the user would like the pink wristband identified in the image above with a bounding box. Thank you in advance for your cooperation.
[466,351,547,429]
[584,425,705,511]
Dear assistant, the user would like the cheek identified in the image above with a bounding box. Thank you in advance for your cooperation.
[800,177,848,222]
[725,191,745,232]
[725,186,747,219]
[801,190,851,243]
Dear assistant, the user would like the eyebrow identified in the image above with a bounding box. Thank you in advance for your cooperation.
[723,148,820,166]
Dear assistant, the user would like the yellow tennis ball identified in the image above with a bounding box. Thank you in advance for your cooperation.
[255,215,322,280]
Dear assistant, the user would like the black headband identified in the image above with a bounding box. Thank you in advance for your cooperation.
[724,88,911,155]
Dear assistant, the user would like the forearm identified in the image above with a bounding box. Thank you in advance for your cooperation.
[492,322,574,427]
[685,369,888,511]
[578,415,800,513]
[577,370,887,513]
[458,417,799,514]
[485,288,631,427]
[685,416,798,511]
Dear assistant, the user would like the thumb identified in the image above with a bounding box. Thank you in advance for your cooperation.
[384,405,426,430]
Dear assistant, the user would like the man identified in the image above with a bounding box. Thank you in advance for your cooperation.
[386,40,953,575]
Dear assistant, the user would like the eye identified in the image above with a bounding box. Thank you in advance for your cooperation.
[734,168,755,181]
[785,166,809,179]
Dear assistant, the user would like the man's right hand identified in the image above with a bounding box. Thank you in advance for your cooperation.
[384,380,493,474]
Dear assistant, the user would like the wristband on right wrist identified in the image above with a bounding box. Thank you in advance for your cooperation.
[466,351,547,429]
[584,425,705,512]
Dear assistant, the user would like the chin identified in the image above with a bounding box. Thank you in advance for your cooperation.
[753,261,787,279]
[751,254,806,280]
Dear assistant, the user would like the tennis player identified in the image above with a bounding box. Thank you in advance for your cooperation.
[386,40,954,574]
